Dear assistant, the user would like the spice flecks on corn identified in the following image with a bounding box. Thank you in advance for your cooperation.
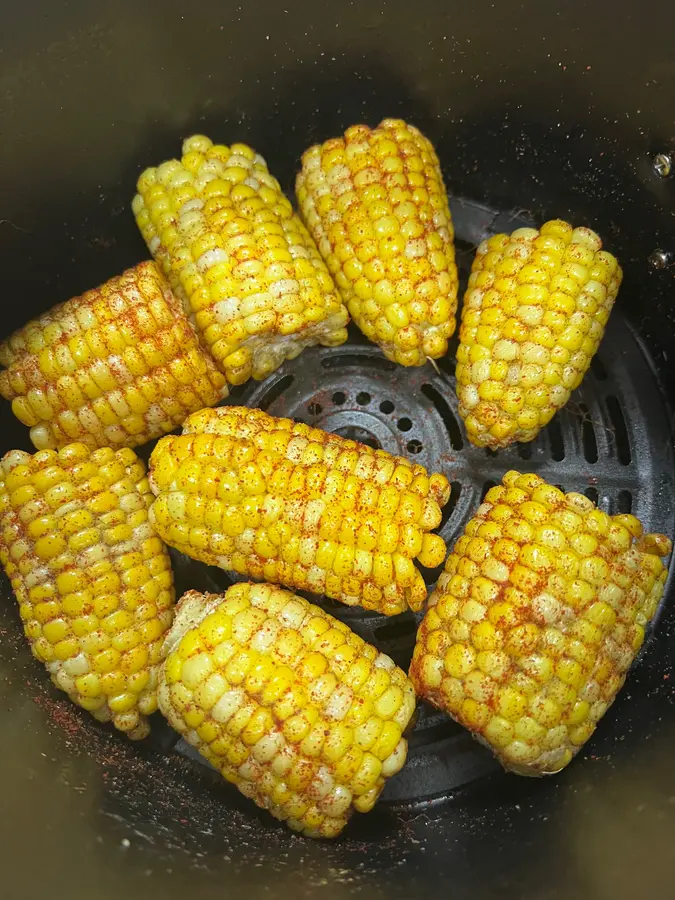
[0,262,227,451]
[296,118,458,366]
[0,442,176,738]
[133,135,349,386]
[148,406,450,616]
[456,220,621,448]
[159,583,416,837]
[410,470,671,775]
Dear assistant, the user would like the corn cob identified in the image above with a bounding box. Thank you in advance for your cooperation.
[296,118,458,366]
[159,583,416,837]
[456,220,621,448]
[410,471,671,775]
[132,135,349,386]
[0,261,228,451]
[0,442,176,738]
[148,406,450,616]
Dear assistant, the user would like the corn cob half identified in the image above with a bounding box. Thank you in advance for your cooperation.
[296,118,458,366]
[159,583,416,837]
[133,135,349,386]
[148,406,450,616]
[0,442,176,738]
[456,220,621,448]
[410,471,671,775]
[0,261,228,451]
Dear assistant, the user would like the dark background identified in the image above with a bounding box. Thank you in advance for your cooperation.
[1,1,675,897]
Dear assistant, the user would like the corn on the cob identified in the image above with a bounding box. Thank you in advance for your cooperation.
[148,406,450,616]
[296,118,458,366]
[456,220,621,448]
[132,135,349,386]
[159,583,416,837]
[0,262,228,451]
[410,471,671,775]
[0,442,176,738]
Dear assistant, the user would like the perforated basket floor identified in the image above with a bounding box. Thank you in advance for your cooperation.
[158,198,675,806]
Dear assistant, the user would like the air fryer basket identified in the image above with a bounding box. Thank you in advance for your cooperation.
[2,2,675,899]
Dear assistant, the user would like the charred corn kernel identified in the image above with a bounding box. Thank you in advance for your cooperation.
[410,469,671,775]
[158,584,415,838]
[0,263,227,450]
[0,443,175,738]
[297,119,458,366]
[148,406,450,615]
[134,136,348,386]
[456,222,621,448]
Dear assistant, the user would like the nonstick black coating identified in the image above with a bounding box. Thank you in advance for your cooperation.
[1,2,675,898]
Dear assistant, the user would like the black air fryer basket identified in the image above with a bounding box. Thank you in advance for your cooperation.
[2,2,675,898]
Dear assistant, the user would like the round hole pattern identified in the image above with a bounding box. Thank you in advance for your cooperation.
[332,391,346,405]
[397,417,413,432]
[356,392,371,405]
[407,439,423,454]
[333,426,381,449]
[379,400,395,414]
[307,402,322,416]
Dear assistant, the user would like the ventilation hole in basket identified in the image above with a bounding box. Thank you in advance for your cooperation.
[578,403,598,463]
[591,354,608,381]
[333,426,380,450]
[480,480,498,502]
[421,383,464,449]
[606,395,632,465]
[379,400,395,414]
[332,391,346,405]
[307,402,322,416]
[356,392,371,406]
[397,417,413,432]
[546,416,565,461]
[258,374,294,411]
[517,442,533,461]
[374,615,417,644]
[407,439,423,454]
[617,490,633,513]
[322,354,396,372]
[585,486,599,504]
[443,481,463,526]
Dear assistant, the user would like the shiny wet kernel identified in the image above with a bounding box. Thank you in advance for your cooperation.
[0,443,175,738]
[158,583,416,839]
[410,469,671,775]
